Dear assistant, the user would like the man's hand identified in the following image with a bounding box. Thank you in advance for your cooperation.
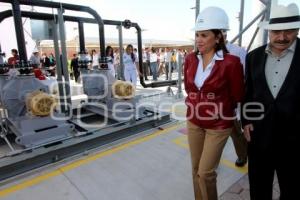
[243,124,254,142]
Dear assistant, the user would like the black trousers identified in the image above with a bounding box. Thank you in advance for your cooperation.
[142,62,148,80]
[248,133,299,200]
[73,70,80,83]
[165,62,173,80]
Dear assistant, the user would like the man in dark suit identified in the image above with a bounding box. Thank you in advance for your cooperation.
[70,53,80,83]
[242,3,300,200]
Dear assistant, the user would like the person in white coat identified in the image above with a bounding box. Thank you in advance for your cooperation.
[123,44,137,85]
[90,49,99,70]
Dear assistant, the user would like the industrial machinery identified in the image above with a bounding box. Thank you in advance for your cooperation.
[0,61,75,149]
[0,0,173,181]
[77,52,147,123]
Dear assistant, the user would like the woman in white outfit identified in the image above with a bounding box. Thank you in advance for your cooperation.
[90,49,99,70]
[123,44,137,85]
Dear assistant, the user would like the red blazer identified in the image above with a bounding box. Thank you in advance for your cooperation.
[184,52,244,130]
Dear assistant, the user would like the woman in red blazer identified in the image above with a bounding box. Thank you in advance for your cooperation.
[184,7,244,200]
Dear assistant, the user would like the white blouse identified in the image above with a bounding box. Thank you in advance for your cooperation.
[194,50,224,89]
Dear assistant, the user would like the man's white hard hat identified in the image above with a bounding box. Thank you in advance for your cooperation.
[259,3,300,30]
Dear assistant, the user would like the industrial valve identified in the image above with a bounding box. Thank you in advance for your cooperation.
[78,51,91,69]
[123,20,132,29]
[26,91,57,116]
[0,63,9,74]
[98,56,108,69]
[112,80,135,99]
[0,60,34,75]
[18,60,33,75]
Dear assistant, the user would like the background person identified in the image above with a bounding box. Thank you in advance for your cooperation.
[29,49,41,68]
[142,48,149,80]
[123,44,137,86]
[149,47,158,81]
[7,48,19,66]
[90,49,99,70]
[164,48,172,80]
[70,53,80,83]
[106,46,116,78]
[48,53,56,76]
[221,14,248,167]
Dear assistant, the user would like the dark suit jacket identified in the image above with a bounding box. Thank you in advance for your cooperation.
[70,57,79,73]
[42,56,50,68]
[242,38,300,149]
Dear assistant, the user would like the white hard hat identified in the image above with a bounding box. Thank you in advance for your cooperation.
[32,48,39,53]
[194,7,229,31]
[259,3,300,30]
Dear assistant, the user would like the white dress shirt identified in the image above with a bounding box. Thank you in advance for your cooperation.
[194,50,224,89]
[226,42,247,72]
[265,40,296,98]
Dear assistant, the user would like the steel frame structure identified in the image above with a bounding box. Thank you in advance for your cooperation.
[0,0,175,181]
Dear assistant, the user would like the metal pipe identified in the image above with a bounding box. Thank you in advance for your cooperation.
[176,54,183,99]
[135,23,144,85]
[133,23,177,88]
[230,8,266,44]
[247,14,266,52]
[0,0,106,59]
[57,7,72,115]
[194,0,200,50]
[0,9,178,88]
[51,20,66,113]
[117,25,124,80]
[195,0,200,21]
[78,21,85,53]
[238,0,245,46]
[0,10,11,23]
[11,0,27,61]
[0,10,152,26]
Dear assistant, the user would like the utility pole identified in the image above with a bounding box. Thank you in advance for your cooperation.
[194,0,200,50]
[263,0,272,44]
[238,0,245,46]
[195,0,200,21]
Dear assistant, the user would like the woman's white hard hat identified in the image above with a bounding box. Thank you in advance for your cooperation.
[194,6,229,31]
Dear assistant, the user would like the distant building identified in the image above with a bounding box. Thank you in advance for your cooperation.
[39,37,194,58]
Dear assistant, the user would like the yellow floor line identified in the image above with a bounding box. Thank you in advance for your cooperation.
[0,122,184,198]
[172,135,248,174]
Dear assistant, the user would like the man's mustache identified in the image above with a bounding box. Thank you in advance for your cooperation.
[274,40,290,44]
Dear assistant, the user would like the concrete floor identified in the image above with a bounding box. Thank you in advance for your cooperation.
[0,75,249,200]
[0,123,247,200]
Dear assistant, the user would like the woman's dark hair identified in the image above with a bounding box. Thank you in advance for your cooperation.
[90,49,96,60]
[211,29,228,54]
[11,49,18,54]
[194,29,228,56]
[126,44,135,62]
[105,46,114,59]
